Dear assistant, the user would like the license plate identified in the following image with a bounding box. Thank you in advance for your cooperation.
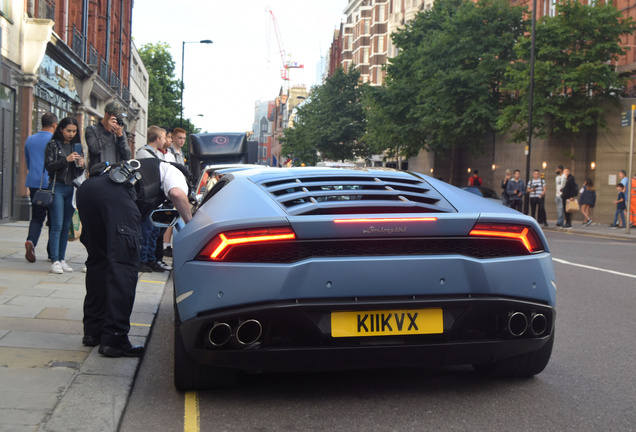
[331,308,443,337]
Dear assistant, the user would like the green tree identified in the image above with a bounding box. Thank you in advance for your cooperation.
[498,0,636,142]
[372,0,524,179]
[138,42,182,128]
[281,67,368,165]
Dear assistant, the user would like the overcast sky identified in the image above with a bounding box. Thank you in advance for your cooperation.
[131,0,346,133]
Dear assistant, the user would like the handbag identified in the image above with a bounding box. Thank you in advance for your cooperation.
[32,168,57,207]
[565,198,579,213]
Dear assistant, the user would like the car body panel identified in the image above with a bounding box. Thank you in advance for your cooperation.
[171,167,556,382]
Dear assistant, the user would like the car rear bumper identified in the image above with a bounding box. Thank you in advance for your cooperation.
[178,296,555,373]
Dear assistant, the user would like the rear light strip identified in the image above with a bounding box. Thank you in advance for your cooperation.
[469,223,543,253]
[198,227,296,260]
[334,217,437,223]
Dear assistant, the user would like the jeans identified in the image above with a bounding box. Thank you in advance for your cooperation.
[48,182,75,262]
[27,188,51,255]
[613,207,626,227]
[140,217,160,263]
[530,197,547,224]
[509,199,523,212]
[555,196,564,226]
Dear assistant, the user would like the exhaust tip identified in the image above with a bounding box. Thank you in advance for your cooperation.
[236,319,262,346]
[530,313,548,336]
[508,312,528,337]
[208,323,232,347]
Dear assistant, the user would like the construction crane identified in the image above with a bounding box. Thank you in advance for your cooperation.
[266,7,304,81]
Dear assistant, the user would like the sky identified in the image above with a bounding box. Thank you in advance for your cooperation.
[131,0,347,133]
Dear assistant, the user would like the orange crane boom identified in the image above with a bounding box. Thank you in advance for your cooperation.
[266,8,304,81]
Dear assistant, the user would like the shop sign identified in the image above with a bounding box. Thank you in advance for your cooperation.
[38,56,80,102]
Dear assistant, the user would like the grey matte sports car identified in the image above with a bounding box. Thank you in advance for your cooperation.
[171,167,556,390]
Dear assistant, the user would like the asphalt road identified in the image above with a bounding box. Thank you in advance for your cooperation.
[120,231,636,432]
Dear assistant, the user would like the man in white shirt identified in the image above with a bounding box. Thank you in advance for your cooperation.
[555,165,566,227]
[136,126,165,160]
[527,169,548,227]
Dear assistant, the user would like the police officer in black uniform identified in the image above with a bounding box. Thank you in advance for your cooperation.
[77,158,192,357]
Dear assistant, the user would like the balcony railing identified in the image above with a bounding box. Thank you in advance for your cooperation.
[72,26,85,60]
[121,86,130,102]
[110,71,121,89]
[89,44,99,66]
[99,58,109,82]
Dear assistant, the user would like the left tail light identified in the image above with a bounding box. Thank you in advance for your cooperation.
[469,223,544,253]
[196,226,296,261]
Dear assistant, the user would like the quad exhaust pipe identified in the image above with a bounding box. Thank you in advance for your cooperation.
[530,313,548,336]
[207,319,263,348]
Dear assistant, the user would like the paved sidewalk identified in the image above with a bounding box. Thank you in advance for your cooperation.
[0,222,170,432]
[542,219,635,240]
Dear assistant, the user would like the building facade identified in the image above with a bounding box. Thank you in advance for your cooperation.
[0,0,141,221]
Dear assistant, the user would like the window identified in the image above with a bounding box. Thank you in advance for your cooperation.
[363,47,369,64]
[0,0,12,20]
[549,0,556,17]
[364,19,369,35]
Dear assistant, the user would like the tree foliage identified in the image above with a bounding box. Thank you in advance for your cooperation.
[498,0,636,142]
[281,68,368,165]
[370,0,524,161]
[138,42,203,138]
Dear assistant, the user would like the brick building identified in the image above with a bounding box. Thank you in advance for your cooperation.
[1,0,143,221]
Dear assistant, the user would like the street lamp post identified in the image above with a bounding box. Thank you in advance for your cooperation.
[524,0,538,215]
[180,39,213,127]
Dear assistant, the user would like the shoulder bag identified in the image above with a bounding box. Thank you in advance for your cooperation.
[32,142,60,207]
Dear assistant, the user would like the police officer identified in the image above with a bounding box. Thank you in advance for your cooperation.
[77,157,192,357]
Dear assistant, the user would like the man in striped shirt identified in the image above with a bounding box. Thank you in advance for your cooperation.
[527,169,548,227]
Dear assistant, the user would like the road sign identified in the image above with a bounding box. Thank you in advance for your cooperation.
[621,110,632,127]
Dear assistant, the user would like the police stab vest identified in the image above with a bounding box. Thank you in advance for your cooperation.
[135,158,166,221]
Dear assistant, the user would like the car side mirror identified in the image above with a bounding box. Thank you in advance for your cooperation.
[150,208,181,228]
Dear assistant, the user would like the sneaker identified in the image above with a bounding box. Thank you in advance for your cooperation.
[60,261,73,272]
[586,219,593,226]
[610,225,618,229]
[81,267,87,273]
[25,241,36,263]
[556,223,563,227]
[50,261,63,274]
[157,260,173,271]
[148,261,166,272]
[164,246,173,257]
[139,262,154,273]
[563,224,572,229]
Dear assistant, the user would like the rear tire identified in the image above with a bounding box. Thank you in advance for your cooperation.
[472,335,554,378]
[174,305,238,391]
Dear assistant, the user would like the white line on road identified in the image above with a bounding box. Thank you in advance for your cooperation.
[553,258,636,279]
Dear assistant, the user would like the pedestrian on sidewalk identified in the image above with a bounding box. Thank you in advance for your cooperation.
[45,117,85,274]
[610,183,626,228]
[500,169,511,207]
[506,169,525,212]
[631,173,636,227]
[555,165,566,227]
[579,178,596,226]
[527,169,548,226]
[468,170,482,186]
[24,113,57,263]
[561,167,577,228]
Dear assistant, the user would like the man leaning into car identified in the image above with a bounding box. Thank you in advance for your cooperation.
[76,155,192,358]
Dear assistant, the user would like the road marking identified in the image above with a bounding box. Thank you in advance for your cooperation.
[553,258,636,279]
[184,391,200,432]
[139,279,165,284]
[130,322,150,327]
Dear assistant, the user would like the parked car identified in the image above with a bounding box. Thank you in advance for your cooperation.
[462,186,504,204]
[170,167,556,390]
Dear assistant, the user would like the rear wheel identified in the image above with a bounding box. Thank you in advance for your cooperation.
[174,305,238,391]
[472,335,554,378]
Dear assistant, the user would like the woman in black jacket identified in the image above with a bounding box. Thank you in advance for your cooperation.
[561,167,577,228]
[44,117,85,274]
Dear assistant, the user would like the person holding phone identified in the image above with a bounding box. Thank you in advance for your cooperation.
[44,117,85,274]
[85,102,131,170]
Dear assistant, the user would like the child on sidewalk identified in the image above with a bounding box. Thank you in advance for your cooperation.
[610,183,626,228]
